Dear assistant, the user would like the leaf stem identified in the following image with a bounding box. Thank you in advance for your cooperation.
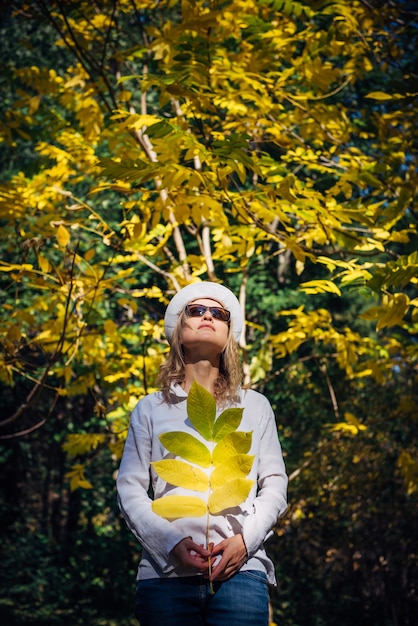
[206,509,215,595]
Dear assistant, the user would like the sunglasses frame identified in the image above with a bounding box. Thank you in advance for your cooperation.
[185,303,231,323]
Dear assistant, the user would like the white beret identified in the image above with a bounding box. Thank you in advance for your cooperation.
[164,281,243,343]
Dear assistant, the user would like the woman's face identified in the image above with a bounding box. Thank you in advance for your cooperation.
[180,298,230,360]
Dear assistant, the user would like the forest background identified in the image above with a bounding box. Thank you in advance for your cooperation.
[0,1,417,625]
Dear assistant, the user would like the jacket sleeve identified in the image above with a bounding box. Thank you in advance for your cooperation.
[241,396,288,558]
[116,398,187,572]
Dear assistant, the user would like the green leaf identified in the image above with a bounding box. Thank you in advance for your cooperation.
[147,120,176,138]
[210,454,255,490]
[151,459,209,491]
[152,495,207,519]
[208,478,255,515]
[357,171,383,189]
[160,432,211,467]
[212,432,252,466]
[213,408,244,442]
[187,380,216,441]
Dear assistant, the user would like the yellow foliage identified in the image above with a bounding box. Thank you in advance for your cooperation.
[62,434,107,457]
[65,464,93,491]
[397,452,418,495]
[327,412,367,436]
[0,0,416,505]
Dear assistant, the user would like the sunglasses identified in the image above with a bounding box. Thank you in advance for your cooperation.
[185,303,231,323]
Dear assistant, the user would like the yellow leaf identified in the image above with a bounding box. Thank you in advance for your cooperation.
[38,255,51,273]
[344,412,367,431]
[397,451,418,495]
[29,95,41,114]
[160,431,211,467]
[377,293,409,330]
[151,459,209,492]
[210,454,255,490]
[316,256,352,271]
[365,91,393,100]
[133,222,145,240]
[104,319,117,335]
[56,224,70,247]
[64,366,72,385]
[6,325,21,343]
[212,431,252,466]
[300,280,341,296]
[152,495,207,520]
[208,478,254,514]
[118,89,132,102]
[65,464,93,491]
[84,249,95,261]
[327,423,362,435]
[292,506,305,521]
[295,260,305,275]
[278,176,297,201]
[340,269,372,284]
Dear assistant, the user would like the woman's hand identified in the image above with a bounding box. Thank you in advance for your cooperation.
[171,537,211,572]
[209,534,248,581]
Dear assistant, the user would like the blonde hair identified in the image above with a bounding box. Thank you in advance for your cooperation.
[157,309,242,405]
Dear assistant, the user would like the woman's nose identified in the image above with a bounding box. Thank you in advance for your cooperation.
[202,307,213,319]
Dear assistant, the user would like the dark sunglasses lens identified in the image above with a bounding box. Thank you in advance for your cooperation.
[186,305,230,322]
[211,308,230,321]
[187,305,205,317]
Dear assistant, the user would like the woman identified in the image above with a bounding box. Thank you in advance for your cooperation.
[116,281,288,626]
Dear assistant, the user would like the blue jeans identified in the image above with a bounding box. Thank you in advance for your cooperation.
[135,570,269,626]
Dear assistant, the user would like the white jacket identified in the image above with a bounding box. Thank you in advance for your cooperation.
[116,384,288,584]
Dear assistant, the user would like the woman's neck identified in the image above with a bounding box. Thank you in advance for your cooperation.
[183,359,219,395]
